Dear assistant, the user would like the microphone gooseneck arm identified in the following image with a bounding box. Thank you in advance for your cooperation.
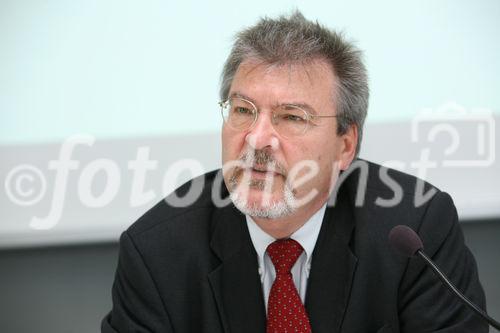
[416,249,500,331]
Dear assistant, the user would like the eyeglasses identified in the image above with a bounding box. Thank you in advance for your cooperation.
[219,97,339,138]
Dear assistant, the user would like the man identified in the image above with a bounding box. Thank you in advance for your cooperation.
[102,12,487,332]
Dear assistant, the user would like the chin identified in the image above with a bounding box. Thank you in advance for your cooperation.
[229,184,297,219]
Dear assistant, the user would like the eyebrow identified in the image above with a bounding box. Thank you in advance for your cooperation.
[229,91,254,102]
[282,102,318,115]
[229,91,319,115]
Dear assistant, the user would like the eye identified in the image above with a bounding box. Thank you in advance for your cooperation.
[275,105,308,123]
[282,113,307,122]
[234,107,252,115]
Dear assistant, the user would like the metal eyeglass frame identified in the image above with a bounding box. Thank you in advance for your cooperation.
[218,96,339,137]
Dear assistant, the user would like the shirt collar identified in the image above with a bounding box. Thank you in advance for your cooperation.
[246,204,327,264]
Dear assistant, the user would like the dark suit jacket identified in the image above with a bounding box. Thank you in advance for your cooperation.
[102,161,487,332]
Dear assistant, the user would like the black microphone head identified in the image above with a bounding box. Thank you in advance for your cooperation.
[388,225,424,257]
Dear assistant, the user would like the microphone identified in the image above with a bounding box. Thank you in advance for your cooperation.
[388,225,500,331]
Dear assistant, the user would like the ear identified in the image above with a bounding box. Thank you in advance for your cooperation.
[338,125,358,170]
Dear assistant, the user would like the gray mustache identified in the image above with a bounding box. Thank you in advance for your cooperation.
[240,149,286,175]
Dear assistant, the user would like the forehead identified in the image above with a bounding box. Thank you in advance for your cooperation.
[229,58,337,109]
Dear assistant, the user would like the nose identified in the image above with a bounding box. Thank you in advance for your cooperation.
[245,112,280,151]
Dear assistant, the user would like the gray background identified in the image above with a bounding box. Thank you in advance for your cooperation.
[0,219,499,333]
[2,118,500,248]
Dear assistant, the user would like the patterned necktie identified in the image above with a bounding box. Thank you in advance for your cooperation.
[266,239,312,333]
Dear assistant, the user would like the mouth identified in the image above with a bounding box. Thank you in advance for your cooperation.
[252,164,273,172]
[242,165,283,180]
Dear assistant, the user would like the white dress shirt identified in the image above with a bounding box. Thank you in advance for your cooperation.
[245,204,326,311]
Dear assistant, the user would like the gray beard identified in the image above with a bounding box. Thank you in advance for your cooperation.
[228,175,297,219]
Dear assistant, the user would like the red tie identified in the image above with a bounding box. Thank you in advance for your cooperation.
[266,239,312,333]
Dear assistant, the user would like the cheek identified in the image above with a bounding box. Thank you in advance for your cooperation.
[285,142,316,169]
[310,145,338,175]
[222,129,246,161]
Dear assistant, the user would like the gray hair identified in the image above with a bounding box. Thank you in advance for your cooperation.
[219,11,369,156]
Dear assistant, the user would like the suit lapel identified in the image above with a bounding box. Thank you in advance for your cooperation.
[305,189,358,333]
[206,168,359,332]
[208,203,267,333]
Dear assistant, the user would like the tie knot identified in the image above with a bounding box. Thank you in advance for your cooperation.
[266,239,304,275]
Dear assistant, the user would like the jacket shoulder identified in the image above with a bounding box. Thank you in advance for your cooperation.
[360,159,439,196]
[346,160,459,255]
[126,169,223,238]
